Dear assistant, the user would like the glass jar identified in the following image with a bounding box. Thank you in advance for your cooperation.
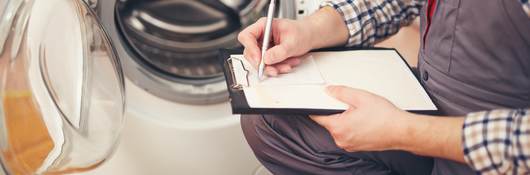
[0,0,125,174]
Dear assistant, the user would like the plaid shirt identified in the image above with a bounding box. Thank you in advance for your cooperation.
[320,0,530,174]
[321,0,530,47]
[464,109,530,174]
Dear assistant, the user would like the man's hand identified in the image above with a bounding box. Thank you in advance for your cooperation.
[238,18,313,76]
[310,85,409,152]
[311,85,467,163]
[237,7,349,77]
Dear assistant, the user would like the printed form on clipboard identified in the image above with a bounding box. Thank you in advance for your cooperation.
[221,48,438,115]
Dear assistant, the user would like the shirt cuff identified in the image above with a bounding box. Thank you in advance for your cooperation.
[462,109,529,174]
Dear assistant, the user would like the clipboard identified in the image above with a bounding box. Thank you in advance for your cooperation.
[220,47,439,116]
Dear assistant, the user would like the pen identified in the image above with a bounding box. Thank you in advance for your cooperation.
[258,0,276,80]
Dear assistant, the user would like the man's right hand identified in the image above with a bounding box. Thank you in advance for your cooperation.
[237,18,314,77]
[237,7,349,77]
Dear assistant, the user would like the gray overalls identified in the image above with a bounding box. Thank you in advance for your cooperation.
[419,0,530,174]
[240,0,530,174]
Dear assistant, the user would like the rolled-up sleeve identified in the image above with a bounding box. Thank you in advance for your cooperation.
[463,108,530,174]
[320,0,425,47]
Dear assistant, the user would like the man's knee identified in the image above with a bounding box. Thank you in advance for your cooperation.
[240,115,402,174]
[240,115,265,146]
[240,115,282,161]
[241,115,338,159]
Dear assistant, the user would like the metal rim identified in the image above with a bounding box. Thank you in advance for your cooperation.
[96,0,293,105]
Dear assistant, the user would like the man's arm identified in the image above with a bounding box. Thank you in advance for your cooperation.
[400,108,530,175]
[320,0,426,47]
[309,85,466,162]
[237,0,425,76]
[392,108,530,174]
[397,113,466,163]
[310,86,530,174]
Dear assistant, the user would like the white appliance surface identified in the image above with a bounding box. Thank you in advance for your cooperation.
[79,79,266,175]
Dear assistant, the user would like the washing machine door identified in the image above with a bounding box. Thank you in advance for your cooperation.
[0,0,125,174]
[107,0,290,105]
[116,0,245,79]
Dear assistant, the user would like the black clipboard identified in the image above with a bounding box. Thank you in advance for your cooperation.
[219,47,439,116]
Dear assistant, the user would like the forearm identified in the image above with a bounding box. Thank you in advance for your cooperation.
[319,0,425,47]
[394,113,466,163]
[301,7,349,49]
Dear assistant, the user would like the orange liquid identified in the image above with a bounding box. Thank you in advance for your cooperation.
[2,91,54,175]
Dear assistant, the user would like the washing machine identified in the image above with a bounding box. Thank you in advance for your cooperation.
[76,0,315,174]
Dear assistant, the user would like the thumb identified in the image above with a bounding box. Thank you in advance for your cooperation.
[309,114,341,129]
[326,85,369,107]
[264,44,292,65]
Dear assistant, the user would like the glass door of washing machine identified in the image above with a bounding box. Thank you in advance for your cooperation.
[109,0,293,105]
[116,0,246,80]
[0,0,125,174]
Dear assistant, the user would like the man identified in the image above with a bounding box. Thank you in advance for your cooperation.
[238,0,530,174]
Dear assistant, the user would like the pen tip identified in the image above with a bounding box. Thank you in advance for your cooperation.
[258,71,266,81]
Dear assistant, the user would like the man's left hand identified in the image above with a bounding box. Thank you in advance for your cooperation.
[310,85,411,152]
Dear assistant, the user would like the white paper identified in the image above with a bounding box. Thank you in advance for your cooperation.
[230,50,437,111]
[312,50,436,110]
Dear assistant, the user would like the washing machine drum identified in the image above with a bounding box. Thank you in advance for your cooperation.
[116,0,263,81]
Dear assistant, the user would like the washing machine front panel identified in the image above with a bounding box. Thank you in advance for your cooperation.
[85,1,297,174]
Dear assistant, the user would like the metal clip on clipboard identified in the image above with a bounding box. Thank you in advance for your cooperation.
[227,57,250,90]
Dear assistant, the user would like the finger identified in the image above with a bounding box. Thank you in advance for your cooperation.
[238,35,261,63]
[309,114,341,129]
[245,18,267,40]
[238,33,260,58]
[284,57,302,66]
[264,44,292,65]
[243,49,258,68]
[238,18,267,62]
[270,57,301,69]
[326,85,371,107]
[275,64,292,73]
[265,66,278,77]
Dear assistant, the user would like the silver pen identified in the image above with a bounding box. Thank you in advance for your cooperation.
[258,0,276,80]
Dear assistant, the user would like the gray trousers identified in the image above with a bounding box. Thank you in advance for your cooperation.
[241,115,434,175]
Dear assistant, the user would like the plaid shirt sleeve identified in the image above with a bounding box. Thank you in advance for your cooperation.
[320,0,426,47]
[463,108,530,174]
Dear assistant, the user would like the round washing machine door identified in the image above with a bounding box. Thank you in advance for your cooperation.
[116,0,250,79]
[103,0,293,105]
[0,0,125,174]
